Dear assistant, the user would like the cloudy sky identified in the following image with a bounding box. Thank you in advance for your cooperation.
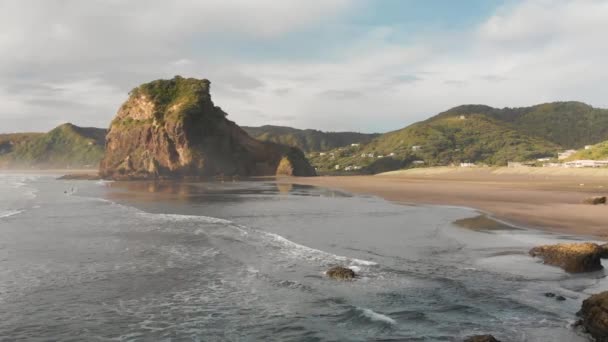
[1,0,607,133]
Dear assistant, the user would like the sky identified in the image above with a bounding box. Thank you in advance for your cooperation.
[1,0,607,133]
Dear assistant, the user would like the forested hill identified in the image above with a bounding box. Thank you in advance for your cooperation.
[0,123,106,169]
[432,102,608,149]
[242,125,379,152]
[309,101,608,174]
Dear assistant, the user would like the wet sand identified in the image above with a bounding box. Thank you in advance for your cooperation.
[288,167,608,239]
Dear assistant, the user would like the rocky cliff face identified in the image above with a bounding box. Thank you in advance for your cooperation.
[99,76,316,180]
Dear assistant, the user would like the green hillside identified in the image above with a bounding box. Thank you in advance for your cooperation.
[242,125,379,152]
[309,114,559,174]
[434,102,608,149]
[569,141,608,160]
[0,123,106,169]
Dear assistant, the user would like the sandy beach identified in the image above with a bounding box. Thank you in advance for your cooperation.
[287,167,608,239]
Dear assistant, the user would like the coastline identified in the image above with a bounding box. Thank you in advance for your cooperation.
[286,167,608,239]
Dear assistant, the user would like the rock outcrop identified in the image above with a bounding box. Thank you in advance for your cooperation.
[99,76,316,180]
[326,266,356,280]
[583,196,607,205]
[529,242,604,273]
[578,291,608,341]
[463,335,500,342]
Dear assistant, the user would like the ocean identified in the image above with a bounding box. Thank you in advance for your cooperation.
[0,173,605,341]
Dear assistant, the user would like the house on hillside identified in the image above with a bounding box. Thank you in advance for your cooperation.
[460,162,475,168]
[412,145,422,151]
[319,152,326,156]
[412,160,425,165]
[585,145,593,150]
[351,143,360,147]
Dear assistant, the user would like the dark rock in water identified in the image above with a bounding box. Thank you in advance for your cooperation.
[529,242,604,273]
[578,291,608,341]
[99,76,316,180]
[583,196,607,205]
[555,295,566,301]
[326,266,356,280]
[544,292,556,298]
[464,335,501,342]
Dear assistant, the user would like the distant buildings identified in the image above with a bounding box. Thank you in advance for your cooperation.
[412,160,425,165]
[459,115,466,120]
[335,165,340,170]
[585,145,593,150]
[412,145,422,151]
[319,152,326,156]
[459,162,475,168]
[351,143,360,147]
[563,160,608,168]
[389,152,395,157]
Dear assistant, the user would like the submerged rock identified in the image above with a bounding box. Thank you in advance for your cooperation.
[464,335,500,342]
[99,76,316,180]
[578,291,608,341]
[583,196,607,205]
[529,242,604,273]
[326,266,356,280]
[57,173,101,181]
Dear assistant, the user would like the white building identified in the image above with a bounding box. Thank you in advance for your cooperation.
[412,160,425,165]
[367,153,375,158]
[361,153,366,158]
[335,165,341,170]
[537,157,551,162]
[389,152,395,157]
[460,162,475,168]
[459,115,466,120]
[585,145,593,150]
[412,145,422,151]
[319,152,326,156]
[564,160,608,168]
[351,143,360,147]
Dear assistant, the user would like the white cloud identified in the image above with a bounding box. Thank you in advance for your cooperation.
[0,0,607,133]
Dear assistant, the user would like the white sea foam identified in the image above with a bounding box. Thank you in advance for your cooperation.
[137,212,233,225]
[0,210,23,219]
[357,308,396,325]
[255,229,378,266]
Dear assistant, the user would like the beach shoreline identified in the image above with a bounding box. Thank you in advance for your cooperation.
[286,167,608,239]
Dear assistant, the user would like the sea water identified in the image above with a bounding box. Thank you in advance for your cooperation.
[0,173,605,341]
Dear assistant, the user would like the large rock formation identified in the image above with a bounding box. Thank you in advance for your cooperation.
[99,76,316,180]
[529,242,604,273]
[578,291,608,341]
